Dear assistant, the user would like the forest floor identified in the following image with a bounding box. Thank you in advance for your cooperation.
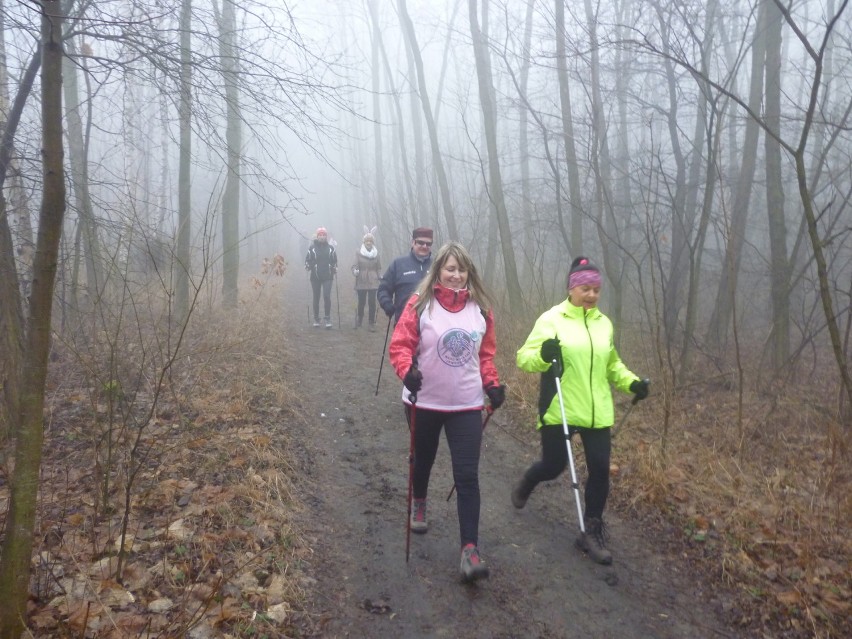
[7,264,848,638]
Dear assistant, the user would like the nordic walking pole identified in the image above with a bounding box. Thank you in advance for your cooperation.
[306,271,311,326]
[446,405,494,501]
[374,315,393,395]
[612,378,649,439]
[552,357,586,534]
[406,392,417,563]
[335,273,341,329]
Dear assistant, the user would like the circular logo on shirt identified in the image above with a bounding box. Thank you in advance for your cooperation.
[437,329,475,367]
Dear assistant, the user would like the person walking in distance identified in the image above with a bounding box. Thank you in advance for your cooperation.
[389,241,506,582]
[304,227,338,328]
[377,227,433,324]
[513,256,649,565]
[352,227,382,331]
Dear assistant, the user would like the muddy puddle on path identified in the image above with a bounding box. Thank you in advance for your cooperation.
[281,271,734,639]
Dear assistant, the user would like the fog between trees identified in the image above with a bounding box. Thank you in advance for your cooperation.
[0,0,851,634]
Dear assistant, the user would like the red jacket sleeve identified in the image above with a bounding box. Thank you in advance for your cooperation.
[479,308,499,389]
[388,295,421,379]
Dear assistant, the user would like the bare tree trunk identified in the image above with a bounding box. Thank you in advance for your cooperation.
[584,0,623,330]
[175,0,192,320]
[157,72,171,232]
[651,2,689,341]
[681,102,724,374]
[468,0,523,310]
[777,0,852,418]
[706,0,768,350]
[0,34,39,447]
[613,0,635,262]
[0,3,66,635]
[674,0,719,375]
[217,0,240,308]
[679,0,723,373]
[518,0,534,282]
[367,0,391,236]
[63,35,103,308]
[501,45,570,263]
[0,194,22,446]
[377,25,415,242]
[554,0,583,254]
[399,10,426,224]
[397,0,458,239]
[432,0,462,129]
[763,0,789,369]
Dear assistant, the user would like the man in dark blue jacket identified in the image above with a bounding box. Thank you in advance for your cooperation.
[377,227,433,324]
[305,227,338,328]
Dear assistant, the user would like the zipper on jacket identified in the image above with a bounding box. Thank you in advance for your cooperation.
[584,311,595,426]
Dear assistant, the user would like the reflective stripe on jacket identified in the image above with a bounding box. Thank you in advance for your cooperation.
[516,299,638,429]
[305,241,337,281]
[376,251,431,321]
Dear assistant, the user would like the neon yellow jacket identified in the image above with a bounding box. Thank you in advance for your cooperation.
[516,299,639,429]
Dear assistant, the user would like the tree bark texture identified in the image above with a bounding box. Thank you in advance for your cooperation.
[468,0,523,311]
[554,0,583,255]
[706,0,769,350]
[0,45,38,446]
[397,0,459,239]
[175,0,192,320]
[218,0,241,308]
[62,35,103,308]
[367,0,391,238]
[518,0,534,281]
[763,0,790,369]
[0,3,66,636]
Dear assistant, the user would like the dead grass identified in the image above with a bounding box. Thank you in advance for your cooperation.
[0,276,320,638]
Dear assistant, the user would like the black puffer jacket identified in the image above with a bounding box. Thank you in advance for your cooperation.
[305,241,337,281]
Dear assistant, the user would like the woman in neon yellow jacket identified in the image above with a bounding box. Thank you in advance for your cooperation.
[513,256,649,565]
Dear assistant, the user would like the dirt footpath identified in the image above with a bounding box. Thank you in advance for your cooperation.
[283,271,735,639]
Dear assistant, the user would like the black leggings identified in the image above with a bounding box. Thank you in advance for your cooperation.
[406,406,483,547]
[523,424,611,520]
[311,278,333,320]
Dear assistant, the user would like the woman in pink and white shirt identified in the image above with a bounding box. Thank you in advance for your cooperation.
[389,241,505,583]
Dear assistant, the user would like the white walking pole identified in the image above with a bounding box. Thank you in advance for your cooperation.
[552,358,585,534]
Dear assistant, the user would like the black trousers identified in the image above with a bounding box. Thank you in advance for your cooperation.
[406,406,483,547]
[356,289,377,324]
[311,278,332,320]
[523,424,611,520]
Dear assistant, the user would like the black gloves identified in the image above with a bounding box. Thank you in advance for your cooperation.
[486,384,506,409]
[630,378,650,400]
[403,367,423,393]
[541,338,562,367]
[382,303,395,318]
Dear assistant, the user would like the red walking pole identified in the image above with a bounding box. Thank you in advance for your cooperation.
[405,393,417,563]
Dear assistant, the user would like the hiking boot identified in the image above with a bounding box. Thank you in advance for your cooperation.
[460,544,489,582]
[324,318,333,329]
[575,517,612,565]
[511,477,534,509]
[410,498,428,534]
[312,320,321,328]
